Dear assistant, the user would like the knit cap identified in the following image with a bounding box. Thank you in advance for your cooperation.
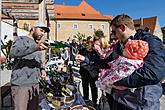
[123,39,149,60]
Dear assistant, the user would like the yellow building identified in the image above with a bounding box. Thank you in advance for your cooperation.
[52,1,112,41]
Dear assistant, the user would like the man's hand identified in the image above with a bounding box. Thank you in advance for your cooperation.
[41,69,47,79]
[75,54,85,62]
[37,42,48,51]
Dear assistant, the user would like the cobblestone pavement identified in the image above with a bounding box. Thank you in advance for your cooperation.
[1,69,165,110]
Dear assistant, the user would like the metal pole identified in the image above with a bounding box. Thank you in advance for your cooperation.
[13,18,18,39]
[45,5,51,60]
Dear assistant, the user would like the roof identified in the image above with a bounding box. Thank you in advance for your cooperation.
[53,0,112,20]
[133,16,157,34]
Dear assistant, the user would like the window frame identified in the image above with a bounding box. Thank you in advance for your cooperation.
[72,23,78,29]
[57,23,61,29]
[88,24,93,30]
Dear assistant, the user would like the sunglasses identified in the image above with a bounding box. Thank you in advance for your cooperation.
[110,30,117,39]
[110,31,118,40]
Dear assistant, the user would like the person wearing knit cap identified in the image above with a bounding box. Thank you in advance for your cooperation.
[96,39,149,94]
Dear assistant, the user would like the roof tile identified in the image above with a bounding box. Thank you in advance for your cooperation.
[53,1,112,20]
[134,16,157,33]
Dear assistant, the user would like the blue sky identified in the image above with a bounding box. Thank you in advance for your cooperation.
[54,0,165,27]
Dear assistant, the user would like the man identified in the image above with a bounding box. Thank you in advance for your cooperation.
[10,21,50,110]
[63,47,70,65]
[76,14,165,110]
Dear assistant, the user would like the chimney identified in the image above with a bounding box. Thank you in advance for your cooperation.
[140,17,143,28]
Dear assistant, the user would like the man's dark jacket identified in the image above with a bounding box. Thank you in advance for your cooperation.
[83,29,165,110]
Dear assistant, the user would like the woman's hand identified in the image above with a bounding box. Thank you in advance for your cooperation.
[41,69,47,79]
[75,54,85,62]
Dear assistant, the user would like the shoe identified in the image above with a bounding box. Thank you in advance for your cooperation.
[84,99,90,102]
[83,97,90,102]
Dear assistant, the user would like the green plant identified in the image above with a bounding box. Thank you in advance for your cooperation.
[94,29,104,38]
[51,48,61,56]
[73,32,86,43]
[6,40,13,57]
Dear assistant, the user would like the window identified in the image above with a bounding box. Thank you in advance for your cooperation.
[101,24,105,29]
[57,23,61,28]
[57,13,61,15]
[81,13,85,16]
[73,24,78,29]
[23,22,30,31]
[88,24,93,30]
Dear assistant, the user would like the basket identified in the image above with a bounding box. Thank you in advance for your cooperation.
[70,105,96,110]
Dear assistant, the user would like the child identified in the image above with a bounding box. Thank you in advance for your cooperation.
[96,39,149,93]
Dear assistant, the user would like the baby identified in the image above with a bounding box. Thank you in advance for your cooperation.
[96,39,149,93]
